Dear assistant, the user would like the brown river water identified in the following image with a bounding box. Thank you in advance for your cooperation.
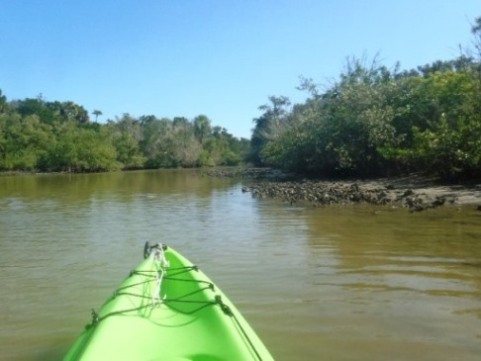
[0,170,480,361]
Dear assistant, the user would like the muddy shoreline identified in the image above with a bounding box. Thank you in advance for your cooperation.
[206,168,481,212]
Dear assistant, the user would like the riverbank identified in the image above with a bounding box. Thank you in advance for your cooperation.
[4,167,481,212]
[207,168,481,212]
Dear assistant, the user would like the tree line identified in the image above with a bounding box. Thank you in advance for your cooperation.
[250,17,481,180]
[0,93,249,172]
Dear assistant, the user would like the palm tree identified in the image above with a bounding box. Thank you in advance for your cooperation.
[92,109,103,122]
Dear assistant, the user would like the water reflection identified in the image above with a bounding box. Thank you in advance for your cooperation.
[0,169,238,202]
[304,206,481,292]
[299,205,481,360]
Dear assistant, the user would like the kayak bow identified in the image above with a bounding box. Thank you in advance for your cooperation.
[64,243,274,361]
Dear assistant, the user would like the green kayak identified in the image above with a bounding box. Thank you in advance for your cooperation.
[64,243,274,361]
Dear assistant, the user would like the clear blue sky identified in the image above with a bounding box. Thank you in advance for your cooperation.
[1,1,480,139]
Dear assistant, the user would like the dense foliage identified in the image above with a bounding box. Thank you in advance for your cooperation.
[0,94,249,172]
[250,18,481,180]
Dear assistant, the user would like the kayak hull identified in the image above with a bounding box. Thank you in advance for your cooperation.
[64,244,274,361]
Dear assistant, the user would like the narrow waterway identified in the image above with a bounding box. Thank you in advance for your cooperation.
[0,170,480,360]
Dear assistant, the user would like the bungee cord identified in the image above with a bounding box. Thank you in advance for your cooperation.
[86,243,264,361]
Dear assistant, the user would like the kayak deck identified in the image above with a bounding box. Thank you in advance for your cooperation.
[64,244,274,361]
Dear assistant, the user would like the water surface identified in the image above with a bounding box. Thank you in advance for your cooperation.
[0,170,480,360]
